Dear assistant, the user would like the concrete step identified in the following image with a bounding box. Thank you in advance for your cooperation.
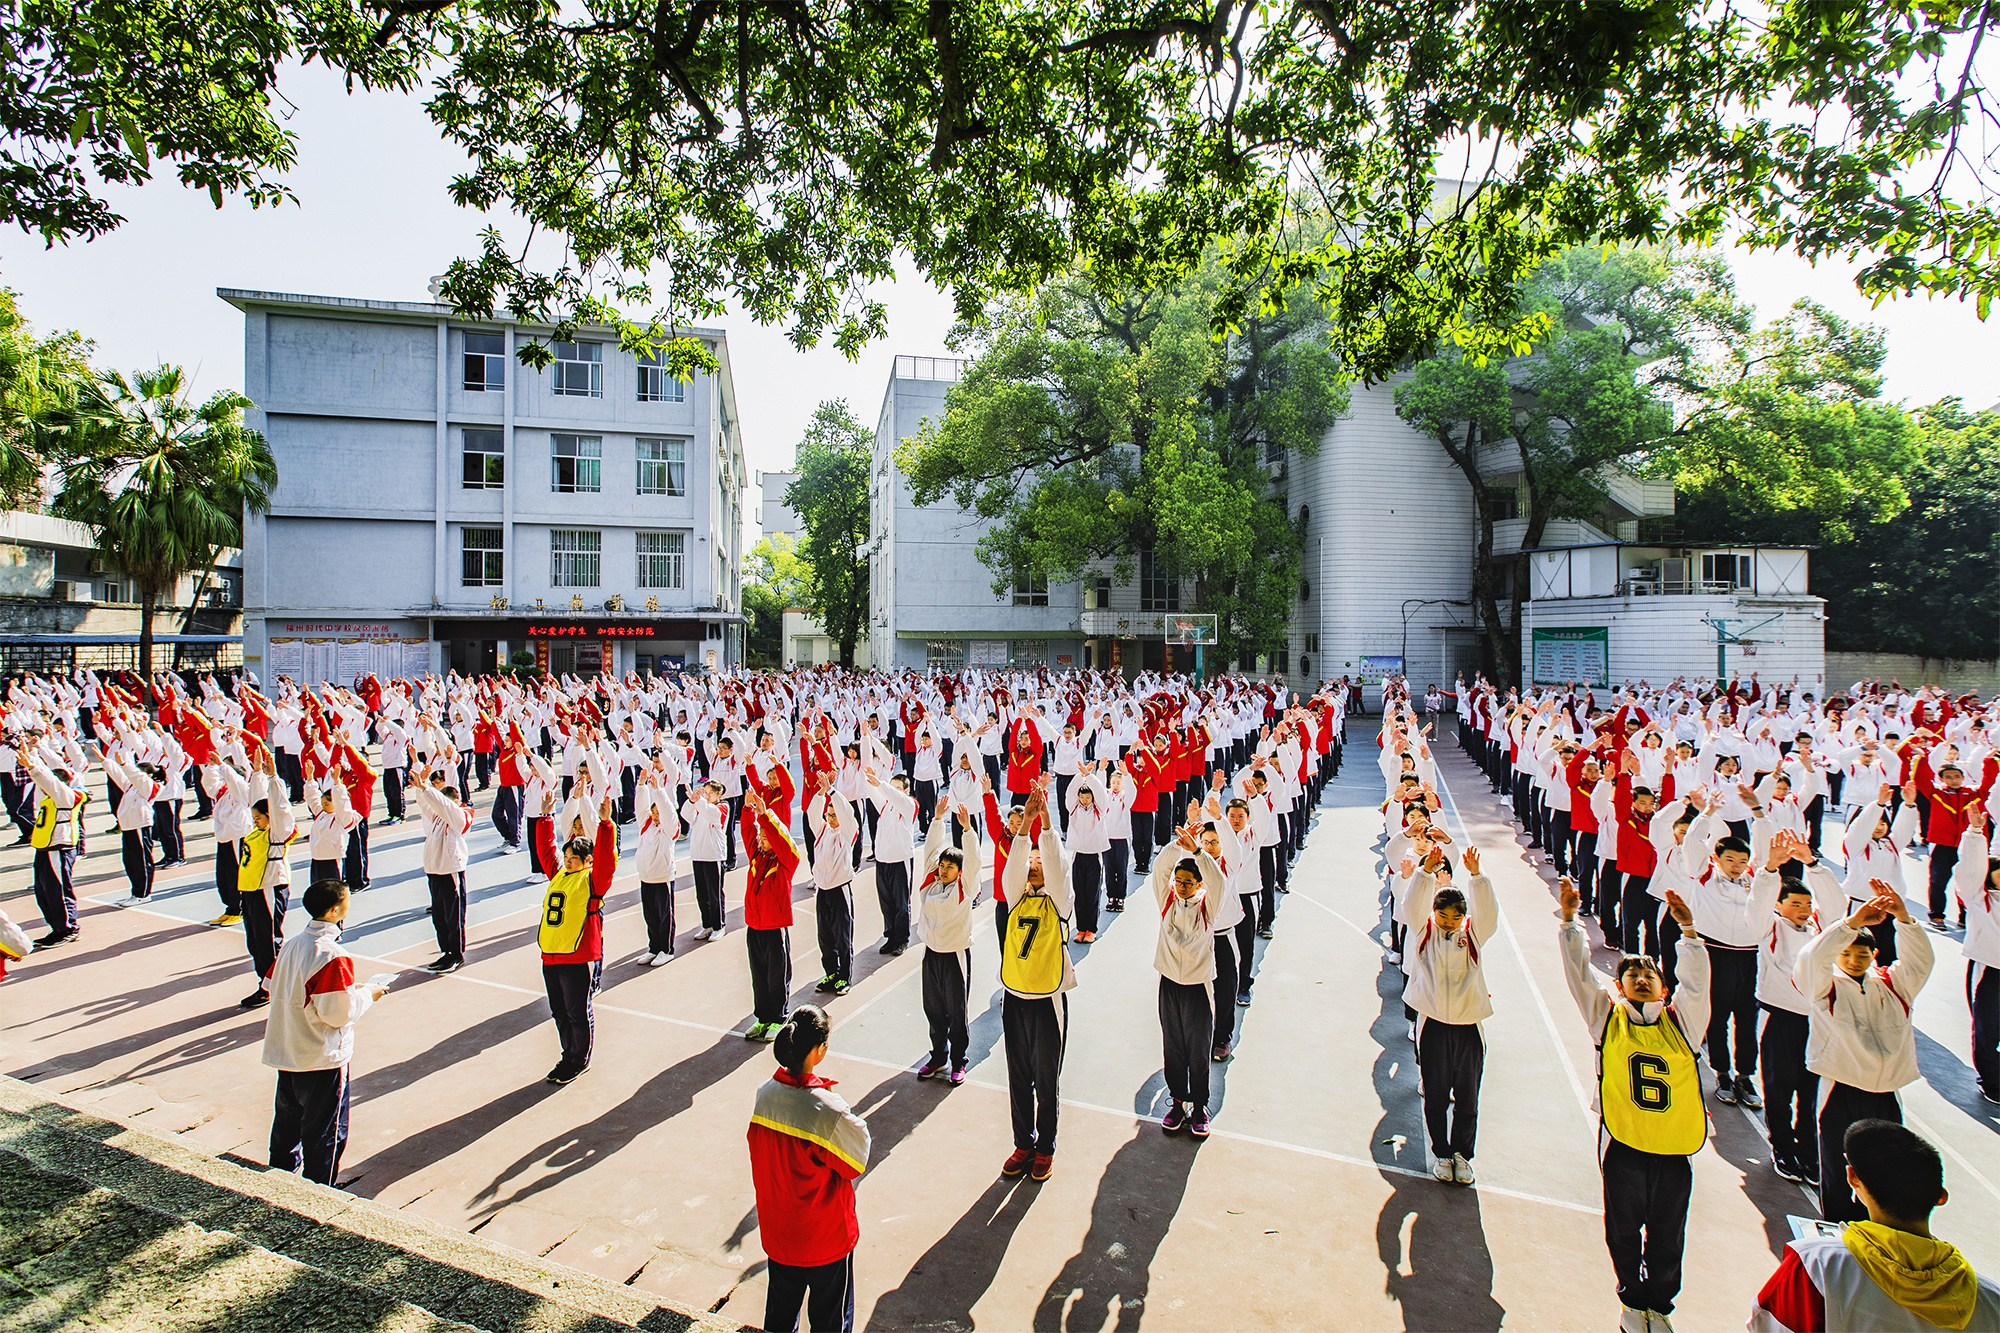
[0,1075,740,1333]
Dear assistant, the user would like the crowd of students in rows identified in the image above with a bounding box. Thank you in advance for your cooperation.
[1374,671,2000,1331]
[10,658,2000,1331]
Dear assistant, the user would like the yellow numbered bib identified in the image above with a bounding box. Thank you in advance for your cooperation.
[31,796,77,850]
[538,868,595,954]
[1600,1005,1707,1155]
[1000,892,1067,996]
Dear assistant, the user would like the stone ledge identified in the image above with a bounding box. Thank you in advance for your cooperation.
[0,1075,740,1333]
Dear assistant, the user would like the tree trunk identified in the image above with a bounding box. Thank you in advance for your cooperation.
[138,588,157,676]
[839,636,855,668]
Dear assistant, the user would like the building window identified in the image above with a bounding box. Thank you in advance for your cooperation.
[636,437,686,495]
[462,429,504,489]
[550,340,602,397]
[1009,639,1050,668]
[551,434,601,493]
[463,331,505,392]
[926,639,967,670]
[1092,575,1112,610]
[1486,491,1520,522]
[1702,553,1753,589]
[637,531,685,589]
[1140,549,1179,611]
[636,351,685,402]
[1264,437,1285,464]
[461,527,504,586]
[551,529,601,587]
[1012,570,1048,606]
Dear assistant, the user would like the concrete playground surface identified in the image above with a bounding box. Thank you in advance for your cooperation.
[6,740,2000,1330]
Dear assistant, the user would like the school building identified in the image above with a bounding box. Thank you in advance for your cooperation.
[860,352,1753,690]
[222,288,748,684]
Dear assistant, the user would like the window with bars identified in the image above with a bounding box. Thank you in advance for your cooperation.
[462,429,504,488]
[1011,570,1049,606]
[636,437,686,495]
[636,532,685,588]
[549,340,602,397]
[461,527,504,586]
[1139,549,1180,611]
[550,434,601,492]
[636,351,685,402]
[464,331,505,392]
[550,529,601,587]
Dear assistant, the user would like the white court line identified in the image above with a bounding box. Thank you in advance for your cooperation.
[87,895,1603,1217]
[1434,770,1595,1117]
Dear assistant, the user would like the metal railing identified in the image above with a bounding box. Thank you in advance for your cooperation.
[1619,577,1750,596]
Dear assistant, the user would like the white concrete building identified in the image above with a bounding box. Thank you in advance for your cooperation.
[1519,542,1826,689]
[222,289,747,682]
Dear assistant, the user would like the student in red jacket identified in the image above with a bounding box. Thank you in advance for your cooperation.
[1915,753,1999,925]
[743,787,803,1042]
[533,792,618,1085]
[748,1005,870,1333]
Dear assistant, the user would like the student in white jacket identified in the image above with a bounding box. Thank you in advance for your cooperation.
[634,774,679,965]
[913,793,981,1084]
[1064,771,1112,941]
[681,781,729,939]
[1752,843,1848,1187]
[1397,845,1497,1185]
[1952,803,2000,1105]
[1795,878,1934,1222]
[262,877,388,1185]
[806,789,858,996]
[410,755,473,975]
[1152,825,1227,1138]
[1841,782,1919,965]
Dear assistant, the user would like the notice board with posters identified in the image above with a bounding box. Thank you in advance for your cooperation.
[1531,627,1610,686]
[1358,655,1404,685]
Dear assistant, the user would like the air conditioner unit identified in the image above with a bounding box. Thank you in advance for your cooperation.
[1660,558,1689,590]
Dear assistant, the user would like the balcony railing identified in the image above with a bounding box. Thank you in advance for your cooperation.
[1620,577,1749,596]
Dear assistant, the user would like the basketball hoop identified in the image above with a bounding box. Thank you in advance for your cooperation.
[1166,614,1218,646]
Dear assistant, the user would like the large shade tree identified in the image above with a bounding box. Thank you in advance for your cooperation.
[8,2,1996,381]
[785,402,872,667]
[50,367,277,673]
[0,290,93,508]
[898,254,1346,667]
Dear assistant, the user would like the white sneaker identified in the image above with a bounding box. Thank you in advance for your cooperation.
[1649,1314,1673,1333]
[1407,1021,1417,1043]
[1618,1308,1649,1333]
[1432,1157,1454,1182]
[695,927,714,941]
[116,895,145,907]
[1386,950,1402,964]
[648,951,672,966]
[1452,1153,1475,1185]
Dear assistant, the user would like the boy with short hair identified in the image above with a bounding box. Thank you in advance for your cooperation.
[261,878,389,1184]
[1559,877,1711,1333]
[682,779,730,940]
[1796,878,1934,1222]
[913,794,981,1084]
[1751,1120,2000,1331]
[742,786,803,1042]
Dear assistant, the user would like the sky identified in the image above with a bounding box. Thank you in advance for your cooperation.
[3,60,1995,522]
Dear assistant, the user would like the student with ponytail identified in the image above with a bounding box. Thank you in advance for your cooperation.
[748,1005,871,1333]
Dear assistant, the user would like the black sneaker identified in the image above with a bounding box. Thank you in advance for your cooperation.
[1980,1087,2000,1107]
[424,955,462,974]
[1715,1078,1738,1105]
[239,988,271,1009]
[1801,1159,1820,1186]
[1734,1075,1762,1110]
[546,1062,579,1085]
[1773,1156,1804,1183]
[1107,899,1124,912]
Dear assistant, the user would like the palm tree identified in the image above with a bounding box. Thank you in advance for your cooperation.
[50,366,277,674]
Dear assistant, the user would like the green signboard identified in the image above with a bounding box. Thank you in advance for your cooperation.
[1531,627,1609,687]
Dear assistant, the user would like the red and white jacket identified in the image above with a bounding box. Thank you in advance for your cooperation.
[260,920,377,1072]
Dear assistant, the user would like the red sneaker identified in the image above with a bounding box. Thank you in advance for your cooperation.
[1001,1148,1034,1177]
[1031,1152,1054,1181]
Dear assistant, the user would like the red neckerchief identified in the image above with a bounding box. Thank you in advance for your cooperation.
[1415,917,1480,963]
